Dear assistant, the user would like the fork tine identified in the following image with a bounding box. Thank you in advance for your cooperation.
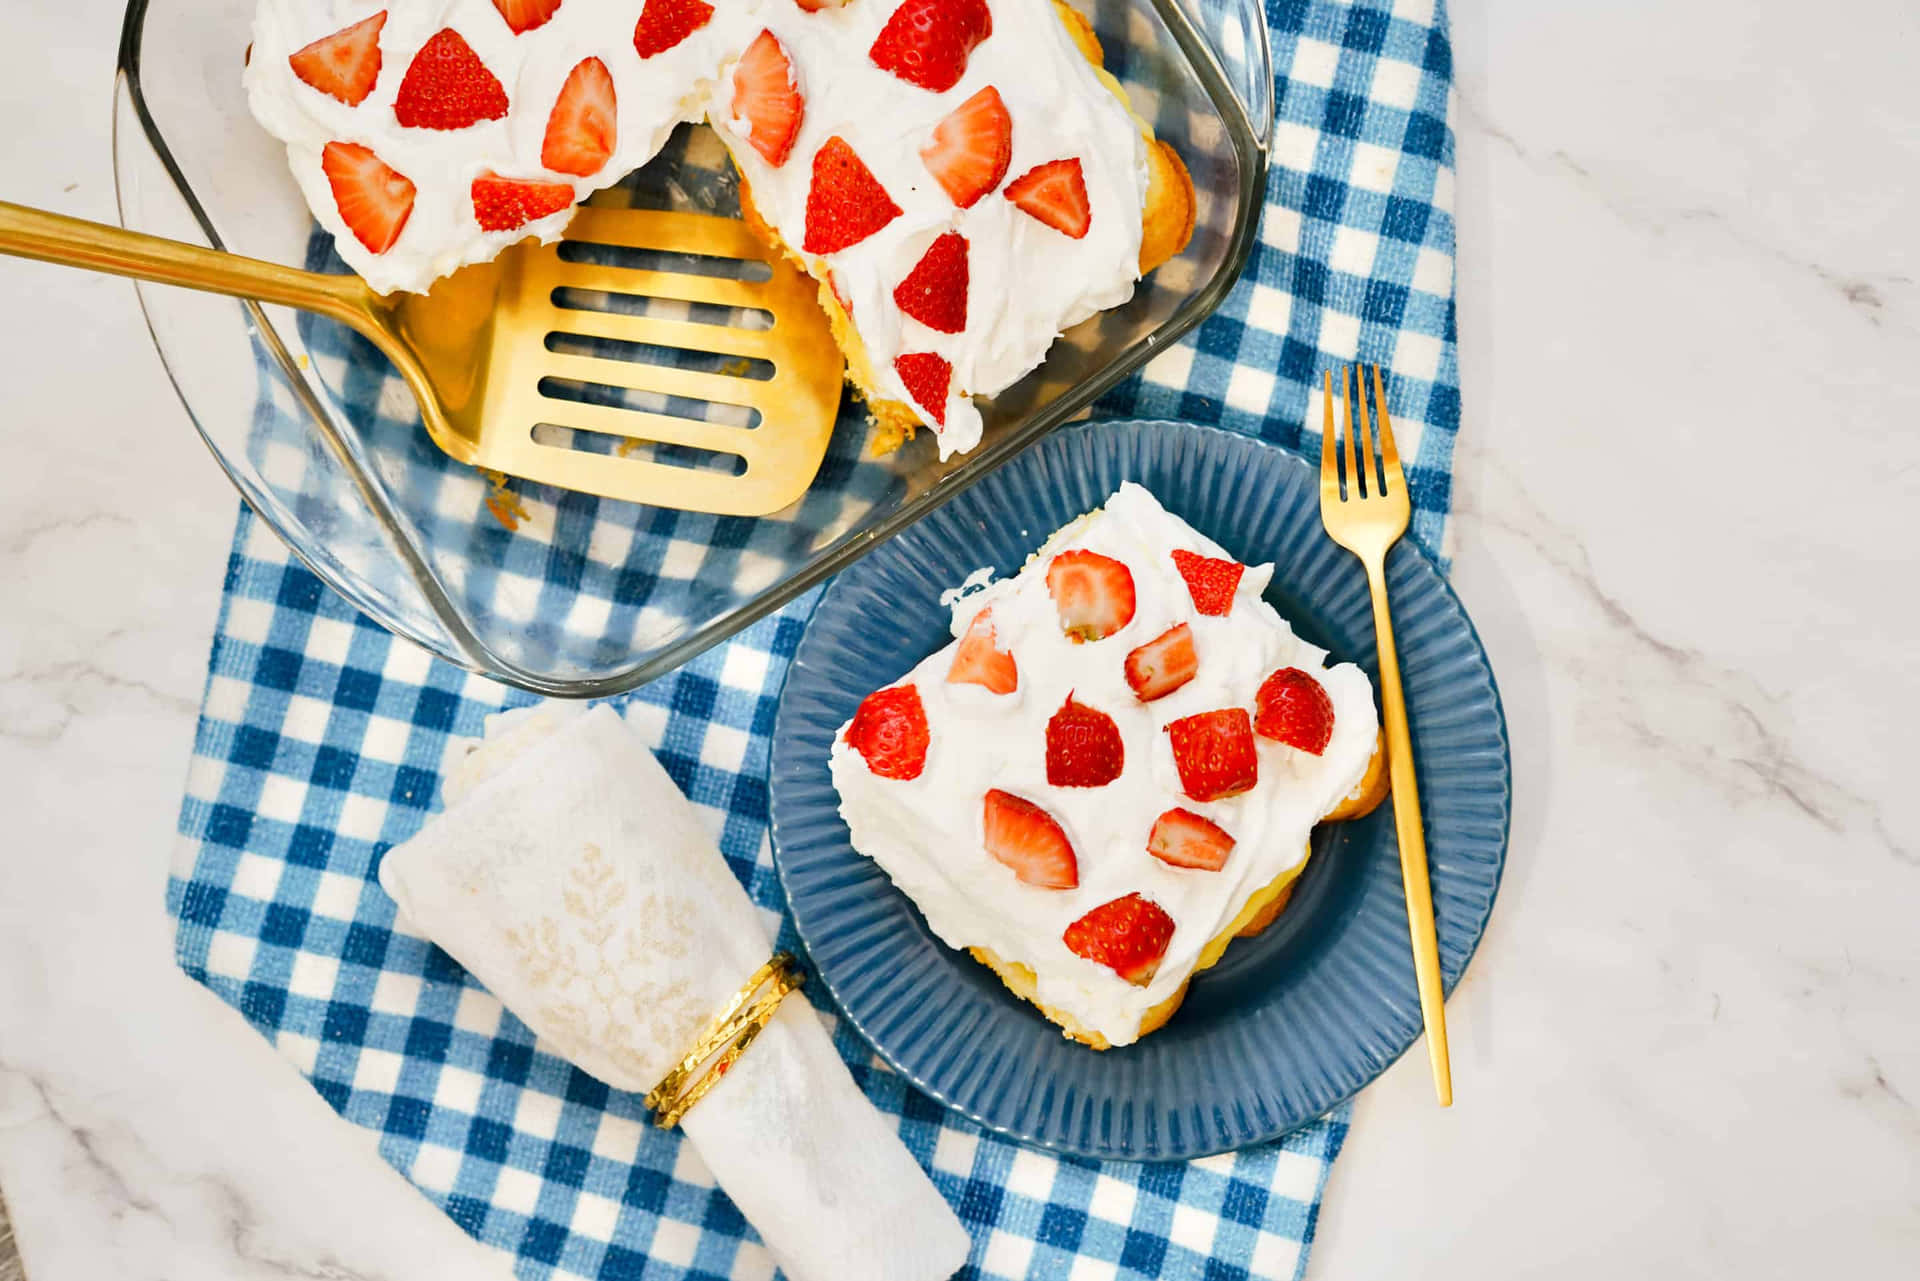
[1320,370,1340,503]
[1370,363,1401,481]
[1342,365,1363,500]
[1353,361,1381,496]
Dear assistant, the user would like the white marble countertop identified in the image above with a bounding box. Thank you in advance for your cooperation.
[3,0,1917,1277]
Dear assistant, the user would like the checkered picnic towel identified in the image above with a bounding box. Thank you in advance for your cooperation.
[166,2,1460,1278]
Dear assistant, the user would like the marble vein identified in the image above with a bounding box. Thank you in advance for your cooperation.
[1457,96,1916,332]
[0,1061,392,1281]
[1455,452,1914,868]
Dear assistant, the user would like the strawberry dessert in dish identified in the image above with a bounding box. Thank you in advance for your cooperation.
[829,484,1390,1049]
[242,0,1195,458]
[245,0,761,294]
[715,0,1195,457]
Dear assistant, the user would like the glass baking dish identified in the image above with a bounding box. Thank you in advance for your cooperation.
[113,0,1271,695]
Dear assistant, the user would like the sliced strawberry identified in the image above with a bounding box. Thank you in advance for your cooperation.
[1005,158,1091,239]
[288,11,386,107]
[633,0,714,58]
[1253,667,1335,755]
[920,85,1011,209]
[947,607,1016,694]
[1045,695,1123,788]
[1045,549,1135,642]
[894,352,951,426]
[541,57,617,177]
[471,172,575,232]
[844,684,930,781]
[393,28,509,130]
[869,0,992,93]
[1170,548,1244,616]
[982,789,1077,889]
[1063,893,1174,986]
[1123,622,1196,703]
[1166,708,1258,802]
[1147,807,1235,872]
[492,0,562,34]
[731,30,804,167]
[321,141,415,254]
[803,136,902,254]
[893,231,967,333]
[793,0,849,10]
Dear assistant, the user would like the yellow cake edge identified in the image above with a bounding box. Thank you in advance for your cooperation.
[968,728,1391,1050]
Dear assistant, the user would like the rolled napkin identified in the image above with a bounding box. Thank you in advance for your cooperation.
[379,701,970,1281]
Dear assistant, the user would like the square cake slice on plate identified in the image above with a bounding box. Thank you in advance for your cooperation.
[830,483,1385,1049]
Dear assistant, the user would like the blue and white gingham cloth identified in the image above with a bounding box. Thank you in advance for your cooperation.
[167,2,1460,1277]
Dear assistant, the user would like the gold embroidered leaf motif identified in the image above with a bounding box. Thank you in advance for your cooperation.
[506,916,569,987]
[503,840,712,1077]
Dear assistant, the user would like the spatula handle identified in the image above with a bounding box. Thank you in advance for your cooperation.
[0,201,369,321]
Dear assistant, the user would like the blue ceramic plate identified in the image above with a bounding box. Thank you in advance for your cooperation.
[769,419,1509,1160]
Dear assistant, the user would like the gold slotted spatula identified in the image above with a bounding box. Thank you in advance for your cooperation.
[0,199,846,517]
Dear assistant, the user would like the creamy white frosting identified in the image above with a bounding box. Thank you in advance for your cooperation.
[244,0,1147,455]
[713,0,1147,456]
[830,484,1379,1047]
[245,0,753,295]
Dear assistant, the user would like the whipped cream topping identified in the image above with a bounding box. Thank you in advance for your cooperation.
[714,0,1147,456]
[244,0,1148,455]
[246,0,754,295]
[829,484,1379,1047]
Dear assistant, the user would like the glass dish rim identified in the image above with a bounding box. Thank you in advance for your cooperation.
[112,0,1272,698]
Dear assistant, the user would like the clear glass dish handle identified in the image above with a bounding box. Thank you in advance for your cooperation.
[1164,0,1275,150]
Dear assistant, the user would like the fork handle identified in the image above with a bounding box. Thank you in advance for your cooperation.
[1365,552,1454,1106]
[0,201,370,321]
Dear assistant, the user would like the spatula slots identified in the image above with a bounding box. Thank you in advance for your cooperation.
[0,200,847,518]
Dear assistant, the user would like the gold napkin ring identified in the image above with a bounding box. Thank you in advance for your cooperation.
[644,951,805,1130]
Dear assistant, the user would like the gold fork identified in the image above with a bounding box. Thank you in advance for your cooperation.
[1320,364,1452,1107]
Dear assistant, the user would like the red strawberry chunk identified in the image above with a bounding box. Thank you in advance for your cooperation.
[982,790,1077,889]
[732,29,804,166]
[633,0,714,58]
[793,0,850,9]
[1063,893,1174,986]
[946,607,1017,694]
[845,684,930,780]
[894,352,952,425]
[1045,549,1135,642]
[394,28,509,130]
[541,57,617,177]
[803,136,902,254]
[1045,695,1123,788]
[492,0,562,34]
[1170,548,1244,616]
[1166,708,1258,802]
[471,172,576,232]
[869,0,993,93]
[289,11,386,107]
[1147,807,1235,871]
[1253,667,1335,755]
[321,141,415,255]
[920,85,1012,209]
[1123,622,1196,703]
[894,231,968,333]
[1005,158,1091,239]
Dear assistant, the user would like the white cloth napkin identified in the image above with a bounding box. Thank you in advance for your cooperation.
[378,702,969,1281]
